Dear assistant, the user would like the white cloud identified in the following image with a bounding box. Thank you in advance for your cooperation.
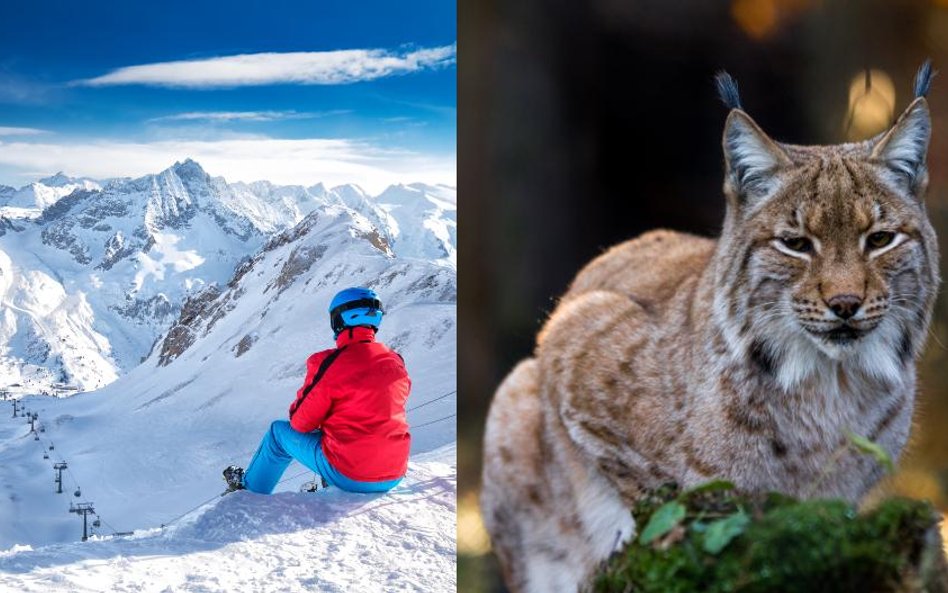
[0,126,48,136]
[77,45,456,89]
[147,110,351,123]
[0,137,454,194]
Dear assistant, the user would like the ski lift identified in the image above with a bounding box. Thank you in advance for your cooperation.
[49,443,54,450]
[33,433,39,441]
[92,518,101,528]
[299,473,327,493]
[74,488,81,497]
[39,426,45,433]
[43,452,49,460]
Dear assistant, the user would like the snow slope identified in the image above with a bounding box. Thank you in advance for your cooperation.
[376,183,457,266]
[0,445,455,593]
[0,161,457,591]
[340,183,457,267]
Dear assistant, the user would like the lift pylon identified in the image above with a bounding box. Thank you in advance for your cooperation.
[68,502,96,541]
[53,462,68,494]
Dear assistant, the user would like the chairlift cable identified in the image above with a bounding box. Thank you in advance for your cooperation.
[411,413,456,430]
[406,389,456,413]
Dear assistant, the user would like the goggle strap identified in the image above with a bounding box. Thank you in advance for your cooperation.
[330,298,382,318]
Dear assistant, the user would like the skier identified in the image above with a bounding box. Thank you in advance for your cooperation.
[223,287,411,494]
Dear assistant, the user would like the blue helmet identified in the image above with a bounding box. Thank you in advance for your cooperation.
[329,287,383,335]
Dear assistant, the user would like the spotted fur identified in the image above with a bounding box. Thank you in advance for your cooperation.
[481,72,940,593]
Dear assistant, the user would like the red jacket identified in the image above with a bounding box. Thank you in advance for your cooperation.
[288,326,411,482]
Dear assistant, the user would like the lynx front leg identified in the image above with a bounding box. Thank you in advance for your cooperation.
[483,359,582,591]
[482,358,635,593]
[538,290,677,502]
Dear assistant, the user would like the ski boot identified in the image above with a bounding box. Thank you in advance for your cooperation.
[222,465,246,494]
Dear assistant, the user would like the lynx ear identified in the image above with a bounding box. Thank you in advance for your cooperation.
[722,110,792,207]
[870,97,931,196]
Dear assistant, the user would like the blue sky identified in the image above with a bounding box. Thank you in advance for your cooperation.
[0,0,456,192]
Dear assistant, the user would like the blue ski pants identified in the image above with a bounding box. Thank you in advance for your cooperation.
[242,420,403,494]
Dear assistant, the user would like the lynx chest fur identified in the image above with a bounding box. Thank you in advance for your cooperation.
[482,66,939,593]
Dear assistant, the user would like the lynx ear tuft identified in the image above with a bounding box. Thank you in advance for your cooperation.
[913,59,935,99]
[722,110,791,206]
[715,71,743,110]
[870,97,931,196]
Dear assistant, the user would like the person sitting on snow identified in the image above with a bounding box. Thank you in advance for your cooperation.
[223,287,411,494]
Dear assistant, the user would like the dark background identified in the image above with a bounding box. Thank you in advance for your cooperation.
[459,0,948,590]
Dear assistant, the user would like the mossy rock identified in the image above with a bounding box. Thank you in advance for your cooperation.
[591,483,948,593]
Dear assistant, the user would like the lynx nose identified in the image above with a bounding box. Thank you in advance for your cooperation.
[826,294,863,320]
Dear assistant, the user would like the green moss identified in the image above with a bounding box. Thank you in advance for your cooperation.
[592,485,947,593]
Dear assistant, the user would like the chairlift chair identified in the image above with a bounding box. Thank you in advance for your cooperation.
[299,473,328,492]
[92,518,101,528]
[74,488,81,497]
[43,453,48,460]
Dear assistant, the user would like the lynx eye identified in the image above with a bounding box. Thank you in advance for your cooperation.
[867,231,896,250]
[779,236,813,253]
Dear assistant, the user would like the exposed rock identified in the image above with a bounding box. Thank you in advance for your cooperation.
[266,245,328,295]
[111,293,175,323]
[97,232,137,271]
[41,221,91,264]
[156,286,222,366]
[355,229,393,255]
[233,333,257,357]
[78,196,130,228]
[228,255,259,289]
[39,189,95,223]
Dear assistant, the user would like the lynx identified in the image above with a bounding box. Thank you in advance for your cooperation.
[481,65,940,593]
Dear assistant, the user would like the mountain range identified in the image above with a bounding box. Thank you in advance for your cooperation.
[0,159,456,395]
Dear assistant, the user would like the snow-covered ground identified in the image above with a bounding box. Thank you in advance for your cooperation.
[0,445,456,593]
[0,162,457,591]
[0,375,455,592]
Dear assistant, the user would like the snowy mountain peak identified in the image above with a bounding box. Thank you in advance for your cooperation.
[38,172,70,186]
[410,182,457,204]
[169,158,209,182]
[0,175,102,213]
[378,183,456,209]
[38,172,95,188]
[307,181,328,195]
[330,183,367,198]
